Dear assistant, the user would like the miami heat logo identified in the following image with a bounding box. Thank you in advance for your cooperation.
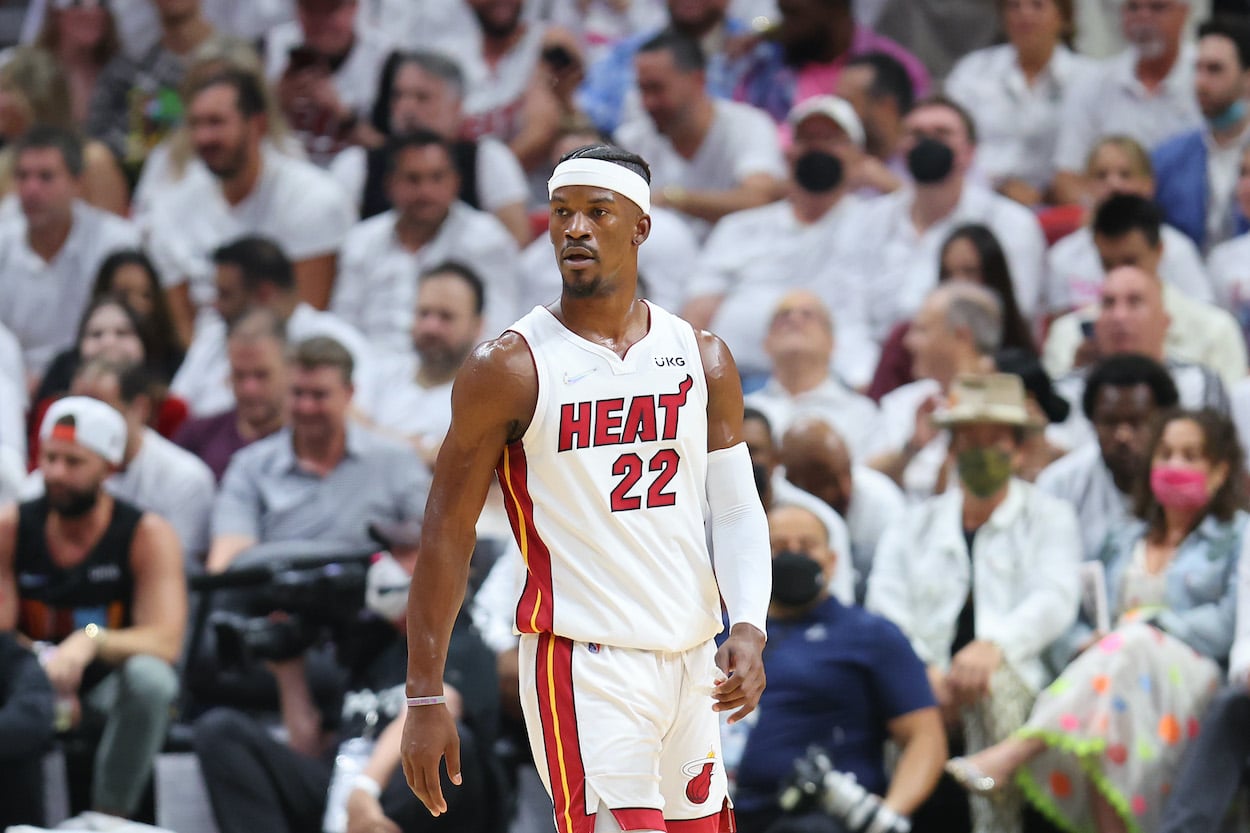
[682,752,718,804]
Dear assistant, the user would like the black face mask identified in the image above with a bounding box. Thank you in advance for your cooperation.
[752,464,769,499]
[907,137,955,184]
[792,150,844,194]
[771,551,825,609]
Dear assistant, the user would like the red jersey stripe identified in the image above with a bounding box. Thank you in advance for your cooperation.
[498,441,555,633]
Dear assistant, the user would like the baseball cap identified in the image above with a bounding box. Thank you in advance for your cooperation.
[786,95,865,149]
[40,396,127,466]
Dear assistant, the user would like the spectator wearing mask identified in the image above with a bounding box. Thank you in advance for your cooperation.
[682,96,877,385]
[0,630,54,831]
[1037,354,1180,561]
[1045,192,1244,388]
[778,417,906,603]
[0,126,140,381]
[744,291,880,454]
[868,373,1082,833]
[833,51,915,195]
[0,396,186,824]
[945,0,1096,206]
[841,97,1047,338]
[735,0,930,124]
[147,67,357,339]
[330,50,531,245]
[330,131,519,351]
[1152,18,1250,251]
[174,308,287,481]
[1043,140,1212,318]
[949,408,1242,833]
[1051,0,1202,206]
[732,503,945,833]
[615,29,786,238]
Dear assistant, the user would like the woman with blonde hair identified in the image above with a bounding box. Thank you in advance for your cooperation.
[0,46,127,213]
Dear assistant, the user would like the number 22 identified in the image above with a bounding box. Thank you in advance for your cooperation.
[609,449,680,511]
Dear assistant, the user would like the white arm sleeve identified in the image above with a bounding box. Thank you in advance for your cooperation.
[706,442,771,638]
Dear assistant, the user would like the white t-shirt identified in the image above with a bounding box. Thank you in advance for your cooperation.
[1043,224,1213,314]
[358,0,478,52]
[1231,377,1250,475]
[1205,128,1250,251]
[0,201,140,375]
[355,351,453,449]
[841,184,1047,337]
[1207,228,1250,344]
[688,196,877,384]
[845,465,906,600]
[517,206,698,314]
[1035,442,1130,561]
[0,322,26,458]
[172,303,376,418]
[945,44,1097,190]
[263,22,392,123]
[614,99,787,238]
[331,203,520,350]
[1053,45,1202,174]
[869,377,949,503]
[459,22,548,143]
[328,136,529,214]
[147,146,357,309]
[746,377,881,462]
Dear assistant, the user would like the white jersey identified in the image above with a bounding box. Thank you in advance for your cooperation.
[499,302,720,651]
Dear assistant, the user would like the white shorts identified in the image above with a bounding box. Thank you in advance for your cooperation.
[518,633,735,833]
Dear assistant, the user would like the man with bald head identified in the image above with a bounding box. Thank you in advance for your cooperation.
[746,291,879,455]
[780,417,905,603]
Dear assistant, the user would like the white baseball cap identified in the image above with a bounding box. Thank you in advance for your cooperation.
[786,95,865,149]
[40,396,127,466]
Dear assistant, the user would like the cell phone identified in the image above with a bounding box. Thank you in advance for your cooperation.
[542,44,577,72]
[1080,319,1095,340]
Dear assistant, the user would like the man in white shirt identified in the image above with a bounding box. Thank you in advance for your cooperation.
[356,263,484,467]
[615,29,786,238]
[146,67,357,341]
[1037,354,1180,561]
[683,95,876,384]
[173,236,374,418]
[779,416,906,603]
[745,291,880,454]
[331,131,520,351]
[1043,194,1246,387]
[839,96,1047,338]
[0,127,140,380]
[1051,0,1202,205]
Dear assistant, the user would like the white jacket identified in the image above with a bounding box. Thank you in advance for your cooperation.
[866,479,1081,693]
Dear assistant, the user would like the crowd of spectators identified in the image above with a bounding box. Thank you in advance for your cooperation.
[4,1,1250,833]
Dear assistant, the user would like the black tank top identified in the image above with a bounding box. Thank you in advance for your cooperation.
[14,496,144,644]
[361,138,482,220]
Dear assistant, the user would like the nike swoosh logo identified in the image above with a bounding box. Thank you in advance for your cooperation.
[563,368,598,385]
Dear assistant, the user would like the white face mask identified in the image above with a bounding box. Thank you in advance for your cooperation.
[365,552,411,622]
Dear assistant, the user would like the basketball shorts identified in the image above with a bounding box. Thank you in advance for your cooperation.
[518,633,736,833]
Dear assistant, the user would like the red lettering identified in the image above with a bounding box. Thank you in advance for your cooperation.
[620,395,658,444]
[593,398,625,446]
[558,401,592,452]
[610,453,643,511]
[658,375,693,441]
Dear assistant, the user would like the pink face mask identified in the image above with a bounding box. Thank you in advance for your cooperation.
[1149,465,1210,510]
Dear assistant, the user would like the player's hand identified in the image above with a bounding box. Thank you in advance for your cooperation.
[713,623,766,724]
[400,703,461,816]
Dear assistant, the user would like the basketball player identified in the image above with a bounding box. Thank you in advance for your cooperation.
[401,144,772,833]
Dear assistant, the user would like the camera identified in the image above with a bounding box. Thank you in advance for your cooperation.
[778,747,911,833]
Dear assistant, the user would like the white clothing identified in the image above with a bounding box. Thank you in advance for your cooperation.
[1232,377,1250,475]
[0,321,26,458]
[24,428,217,569]
[746,377,880,461]
[359,0,478,53]
[517,206,698,314]
[460,22,548,142]
[1072,0,1212,60]
[1229,525,1250,686]
[1053,45,1202,174]
[1042,284,1248,390]
[540,0,667,63]
[470,540,528,653]
[945,44,1097,190]
[328,136,529,214]
[0,201,140,375]
[1205,231,1250,347]
[356,352,453,449]
[263,22,392,123]
[687,196,876,384]
[147,146,357,309]
[1035,443,1131,562]
[772,473,855,606]
[1043,224,1213,314]
[332,204,519,351]
[172,303,376,418]
[1205,127,1250,251]
[841,184,1047,337]
[869,378,949,503]
[843,465,907,601]
[866,479,1082,693]
[615,99,787,239]
[502,302,718,650]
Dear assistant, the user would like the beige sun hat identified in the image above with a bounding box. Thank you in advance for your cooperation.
[933,373,1044,428]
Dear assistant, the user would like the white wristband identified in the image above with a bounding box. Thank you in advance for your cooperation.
[352,774,382,799]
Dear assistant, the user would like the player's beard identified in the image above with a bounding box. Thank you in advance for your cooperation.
[562,274,606,299]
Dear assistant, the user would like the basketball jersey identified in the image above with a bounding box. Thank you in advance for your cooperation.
[498,301,721,652]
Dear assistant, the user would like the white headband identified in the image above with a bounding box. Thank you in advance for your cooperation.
[548,158,651,213]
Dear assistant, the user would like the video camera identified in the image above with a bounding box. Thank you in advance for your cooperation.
[777,747,911,833]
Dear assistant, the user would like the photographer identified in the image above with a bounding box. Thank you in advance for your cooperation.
[734,505,945,833]
[192,541,499,833]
